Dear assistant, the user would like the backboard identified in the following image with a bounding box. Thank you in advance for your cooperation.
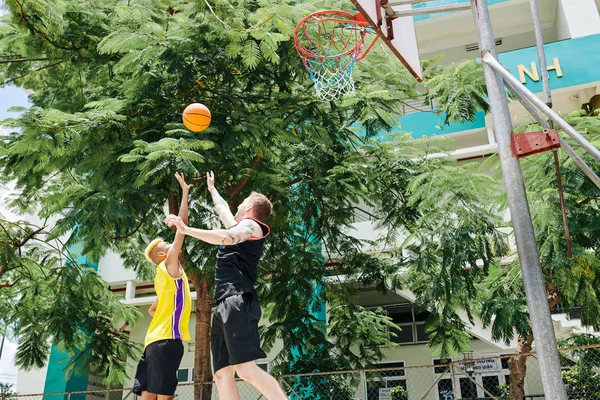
[350,0,423,81]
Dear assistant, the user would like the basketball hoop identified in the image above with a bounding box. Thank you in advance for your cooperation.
[294,10,379,101]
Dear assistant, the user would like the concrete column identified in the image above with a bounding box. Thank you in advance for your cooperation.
[556,0,600,40]
[125,280,137,301]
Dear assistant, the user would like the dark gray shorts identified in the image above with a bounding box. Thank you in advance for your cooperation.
[211,294,267,372]
[133,339,184,396]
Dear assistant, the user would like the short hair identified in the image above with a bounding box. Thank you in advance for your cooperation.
[144,238,163,263]
[247,192,272,221]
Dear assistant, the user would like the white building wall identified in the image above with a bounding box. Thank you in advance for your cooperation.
[557,0,600,39]
[97,251,139,285]
[16,365,48,394]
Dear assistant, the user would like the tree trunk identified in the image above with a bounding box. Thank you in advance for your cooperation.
[507,283,561,399]
[508,334,533,400]
[191,275,213,400]
[167,193,213,398]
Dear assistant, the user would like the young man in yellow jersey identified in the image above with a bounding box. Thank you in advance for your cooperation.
[165,171,287,400]
[133,172,193,400]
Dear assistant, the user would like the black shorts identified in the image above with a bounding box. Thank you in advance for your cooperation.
[212,294,267,373]
[133,339,184,396]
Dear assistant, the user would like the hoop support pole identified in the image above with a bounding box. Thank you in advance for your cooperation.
[387,3,471,17]
[482,52,600,165]
[386,0,434,5]
[473,0,568,397]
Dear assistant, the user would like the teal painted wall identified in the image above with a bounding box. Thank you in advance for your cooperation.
[413,0,508,21]
[497,34,600,92]
[397,111,486,139]
[395,34,600,138]
[43,248,97,397]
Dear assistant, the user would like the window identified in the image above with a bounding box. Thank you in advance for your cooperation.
[433,358,452,375]
[177,367,193,383]
[482,375,502,397]
[437,379,454,400]
[436,355,510,399]
[382,304,430,345]
[366,361,407,400]
[460,377,477,399]
[433,359,454,400]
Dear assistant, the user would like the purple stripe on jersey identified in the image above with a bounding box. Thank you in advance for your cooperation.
[172,279,184,340]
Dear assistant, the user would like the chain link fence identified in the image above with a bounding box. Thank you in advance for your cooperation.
[4,344,600,400]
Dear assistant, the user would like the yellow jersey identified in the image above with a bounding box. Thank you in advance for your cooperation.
[144,262,192,348]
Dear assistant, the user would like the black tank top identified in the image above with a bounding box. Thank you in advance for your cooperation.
[214,218,270,302]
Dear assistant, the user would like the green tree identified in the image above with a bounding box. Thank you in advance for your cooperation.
[0,0,429,390]
[0,383,17,400]
[426,59,600,399]
[0,0,528,395]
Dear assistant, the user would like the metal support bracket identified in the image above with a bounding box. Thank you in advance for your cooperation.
[511,129,560,158]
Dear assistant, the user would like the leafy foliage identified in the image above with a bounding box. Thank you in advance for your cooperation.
[0,0,436,384]
[424,59,489,125]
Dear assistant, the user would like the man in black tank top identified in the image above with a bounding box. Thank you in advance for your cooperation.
[165,171,287,400]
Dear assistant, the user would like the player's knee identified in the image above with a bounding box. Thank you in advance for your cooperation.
[214,366,235,383]
[235,362,258,381]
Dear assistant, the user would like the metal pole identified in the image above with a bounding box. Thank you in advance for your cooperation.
[483,52,600,165]
[471,1,568,399]
[558,138,600,190]
[529,0,571,257]
[505,80,550,129]
[389,3,471,17]
[552,149,572,258]
[529,0,552,107]
[504,81,600,191]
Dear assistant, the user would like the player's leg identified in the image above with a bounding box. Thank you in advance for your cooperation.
[145,339,185,400]
[224,295,287,399]
[214,365,239,400]
[212,303,240,399]
[235,361,287,400]
[141,393,157,400]
[134,349,155,399]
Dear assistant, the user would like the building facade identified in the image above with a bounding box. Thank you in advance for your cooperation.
[12,0,600,398]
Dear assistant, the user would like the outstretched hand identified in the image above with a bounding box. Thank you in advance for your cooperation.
[165,214,187,232]
[206,171,215,192]
[175,172,193,192]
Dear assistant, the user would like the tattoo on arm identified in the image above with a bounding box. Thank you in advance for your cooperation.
[230,221,255,244]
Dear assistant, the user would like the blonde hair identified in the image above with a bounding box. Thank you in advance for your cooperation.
[247,192,272,221]
[144,238,163,263]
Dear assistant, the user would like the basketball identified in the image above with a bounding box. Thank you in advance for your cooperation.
[182,103,211,132]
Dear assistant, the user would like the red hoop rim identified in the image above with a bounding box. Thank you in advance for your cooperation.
[293,10,372,60]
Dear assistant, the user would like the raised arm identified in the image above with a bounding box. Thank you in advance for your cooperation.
[165,216,259,246]
[164,172,191,278]
[207,171,236,228]
[175,172,192,225]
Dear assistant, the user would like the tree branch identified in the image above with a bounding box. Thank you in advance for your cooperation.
[1,61,63,86]
[226,155,262,199]
[0,58,52,64]
[15,224,47,248]
[0,277,20,289]
[0,222,16,245]
[14,0,81,51]
[190,176,206,185]
[104,209,150,240]
[579,196,600,205]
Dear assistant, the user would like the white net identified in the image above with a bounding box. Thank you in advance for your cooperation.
[294,11,369,101]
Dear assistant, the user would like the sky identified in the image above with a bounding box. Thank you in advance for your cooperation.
[1,4,31,387]
[0,85,29,388]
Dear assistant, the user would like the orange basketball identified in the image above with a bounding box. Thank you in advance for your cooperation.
[182,103,211,132]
